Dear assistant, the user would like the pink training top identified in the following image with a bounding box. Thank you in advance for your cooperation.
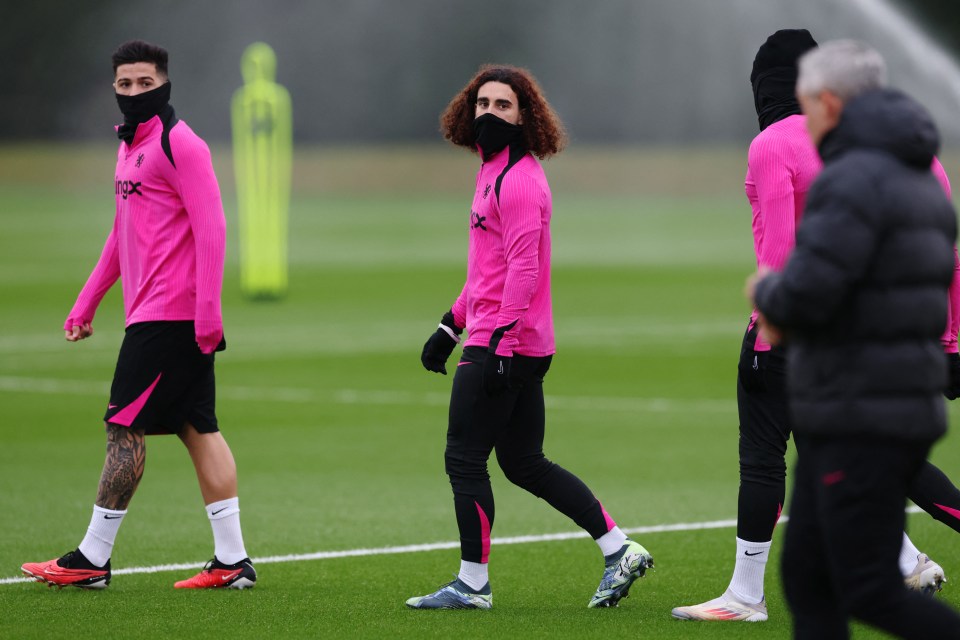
[65,110,226,354]
[745,114,960,353]
[451,147,555,357]
[932,160,960,354]
[745,114,821,351]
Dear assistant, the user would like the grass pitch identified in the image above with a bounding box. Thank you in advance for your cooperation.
[1,145,958,639]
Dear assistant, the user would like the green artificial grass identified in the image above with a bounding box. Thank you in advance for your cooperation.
[1,145,957,639]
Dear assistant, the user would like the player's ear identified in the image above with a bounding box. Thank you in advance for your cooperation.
[822,91,844,122]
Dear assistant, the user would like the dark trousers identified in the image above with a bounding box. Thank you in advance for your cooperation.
[737,327,793,542]
[909,462,960,534]
[782,435,960,639]
[737,326,960,542]
[445,347,610,563]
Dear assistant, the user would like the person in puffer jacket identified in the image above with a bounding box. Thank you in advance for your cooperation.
[749,40,960,639]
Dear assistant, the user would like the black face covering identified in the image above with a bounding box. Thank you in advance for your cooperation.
[473,113,524,159]
[116,81,171,144]
[752,69,802,131]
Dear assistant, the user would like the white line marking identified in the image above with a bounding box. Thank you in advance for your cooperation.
[0,376,733,413]
[0,320,746,356]
[1,517,741,585]
[2,507,924,586]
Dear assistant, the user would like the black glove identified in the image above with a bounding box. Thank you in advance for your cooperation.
[482,352,512,396]
[738,348,769,394]
[945,352,960,400]
[483,320,518,395]
[421,310,462,375]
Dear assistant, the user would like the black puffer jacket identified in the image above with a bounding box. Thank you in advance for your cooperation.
[755,88,957,441]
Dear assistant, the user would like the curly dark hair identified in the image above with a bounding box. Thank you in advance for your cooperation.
[440,65,567,159]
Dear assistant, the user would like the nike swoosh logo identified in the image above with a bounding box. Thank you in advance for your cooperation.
[104,515,123,519]
[108,404,118,409]
[211,507,229,516]
[744,550,764,556]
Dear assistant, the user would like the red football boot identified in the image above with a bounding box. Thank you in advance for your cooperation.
[21,549,111,589]
[174,557,257,589]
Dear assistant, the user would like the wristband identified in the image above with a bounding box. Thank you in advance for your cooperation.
[439,323,461,343]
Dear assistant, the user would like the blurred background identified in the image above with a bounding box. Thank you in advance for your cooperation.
[2,0,959,145]
[4,3,960,636]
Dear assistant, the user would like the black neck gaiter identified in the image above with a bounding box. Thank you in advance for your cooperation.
[116,82,171,144]
[752,68,802,131]
[473,113,524,159]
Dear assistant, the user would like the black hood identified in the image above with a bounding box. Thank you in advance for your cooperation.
[750,29,818,130]
[751,29,818,84]
[820,88,939,168]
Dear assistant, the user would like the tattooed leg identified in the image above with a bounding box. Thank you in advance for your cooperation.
[95,422,146,510]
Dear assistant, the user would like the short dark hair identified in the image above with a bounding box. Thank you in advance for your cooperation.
[112,40,169,77]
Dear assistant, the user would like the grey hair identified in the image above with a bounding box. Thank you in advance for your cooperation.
[796,40,887,101]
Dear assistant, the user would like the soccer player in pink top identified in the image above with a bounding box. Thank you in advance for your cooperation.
[407,65,653,610]
[672,29,960,623]
[20,40,255,590]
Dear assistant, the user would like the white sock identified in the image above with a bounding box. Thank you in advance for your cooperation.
[597,526,629,558]
[77,505,126,567]
[727,537,770,604]
[206,497,248,565]
[899,532,922,576]
[458,560,489,591]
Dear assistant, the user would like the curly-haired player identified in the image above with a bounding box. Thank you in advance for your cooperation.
[407,65,654,610]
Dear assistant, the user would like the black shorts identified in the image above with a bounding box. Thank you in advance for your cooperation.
[104,321,220,435]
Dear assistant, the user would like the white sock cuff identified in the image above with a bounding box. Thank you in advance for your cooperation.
[729,537,771,604]
[736,537,771,548]
[899,532,922,576]
[597,526,629,557]
[92,505,128,518]
[79,505,127,567]
[458,560,489,591]
[206,497,240,520]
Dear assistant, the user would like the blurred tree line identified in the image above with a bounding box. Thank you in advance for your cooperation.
[903,0,960,53]
[2,0,958,144]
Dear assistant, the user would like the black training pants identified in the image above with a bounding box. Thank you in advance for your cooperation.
[782,435,960,639]
[737,326,960,542]
[445,347,610,563]
[737,326,793,542]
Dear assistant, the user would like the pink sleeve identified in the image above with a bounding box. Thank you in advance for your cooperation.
[932,157,951,199]
[933,158,959,352]
[173,132,226,354]
[944,248,960,354]
[451,282,467,329]
[493,173,543,356]
[64,221,121,330]
[749,134,797,271]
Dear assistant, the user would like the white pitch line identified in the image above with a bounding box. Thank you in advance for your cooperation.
[0,375,733,413]
[0,516,743,586]
[0,508,926,586]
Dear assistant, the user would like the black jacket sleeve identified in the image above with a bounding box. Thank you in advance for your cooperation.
[755,164,880,332]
